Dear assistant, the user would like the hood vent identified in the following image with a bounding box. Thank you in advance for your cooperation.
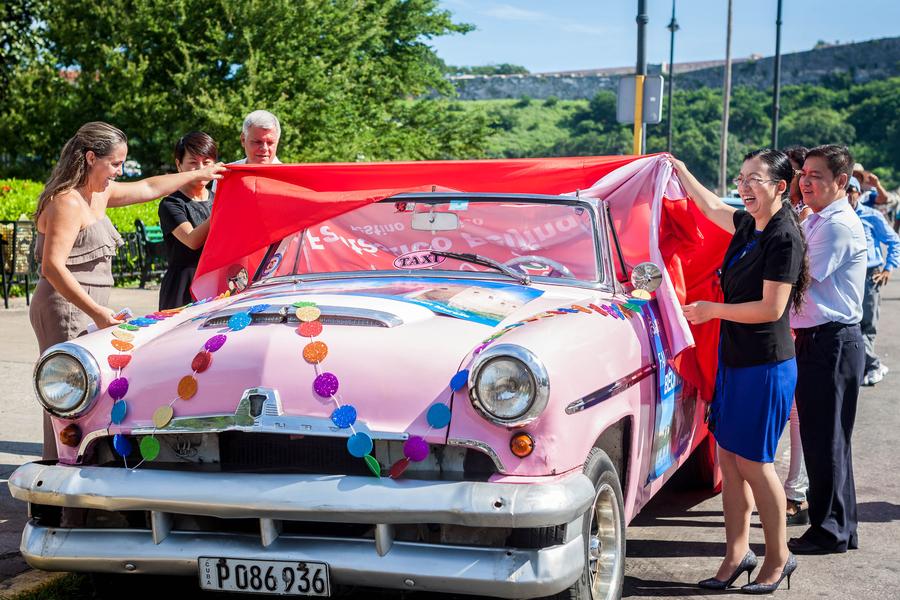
[201,304,403,329]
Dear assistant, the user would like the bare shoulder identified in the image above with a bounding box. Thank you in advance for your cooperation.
[47,189,83,212]
[41,190,86,231]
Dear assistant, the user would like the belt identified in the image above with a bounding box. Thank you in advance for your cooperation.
[794,321,858,335]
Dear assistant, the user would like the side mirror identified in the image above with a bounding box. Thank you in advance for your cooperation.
[411,211,459,232]
[226,265,249,293]
[630,262,663,293]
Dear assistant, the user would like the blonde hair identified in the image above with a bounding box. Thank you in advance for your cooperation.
[34,122,127,219]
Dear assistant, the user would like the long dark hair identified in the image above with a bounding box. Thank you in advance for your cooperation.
[743,148,810,313]
[35,122,127,219]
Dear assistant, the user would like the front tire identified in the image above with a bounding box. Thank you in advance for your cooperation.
[546,447,626,600]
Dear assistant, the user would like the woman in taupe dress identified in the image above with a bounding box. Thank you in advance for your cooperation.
[31,122,224,459]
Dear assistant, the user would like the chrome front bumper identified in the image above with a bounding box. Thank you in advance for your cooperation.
[10,463,595,598]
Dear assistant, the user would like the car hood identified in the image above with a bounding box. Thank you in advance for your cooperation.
[73,276,587,442]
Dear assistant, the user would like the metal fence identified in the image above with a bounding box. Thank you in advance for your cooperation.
[0,220,36,308]
[1,219,167,308]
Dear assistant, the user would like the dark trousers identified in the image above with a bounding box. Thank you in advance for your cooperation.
[861,267,881,374]
[794,323,864,551]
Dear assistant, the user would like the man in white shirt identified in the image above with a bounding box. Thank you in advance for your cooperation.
[789,145,867,555]
[234,110,283,165]
[213,110,283,195]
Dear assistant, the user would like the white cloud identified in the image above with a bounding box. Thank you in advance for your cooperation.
[480,3,606,36]
[483,4,547,22]
[561,23,608,36]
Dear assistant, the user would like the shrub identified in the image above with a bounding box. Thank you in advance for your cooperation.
[0,179,43,221]
[0,178,161,230]
[487,107,520,131]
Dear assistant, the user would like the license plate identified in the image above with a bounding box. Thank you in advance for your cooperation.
[199,557,330,596]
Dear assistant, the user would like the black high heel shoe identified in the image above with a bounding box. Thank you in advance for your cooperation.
[741,553,797,594]
[698,550,758,590]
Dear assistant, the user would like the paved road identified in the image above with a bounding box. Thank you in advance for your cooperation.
[1,286,898,598]
[0,288,164,583]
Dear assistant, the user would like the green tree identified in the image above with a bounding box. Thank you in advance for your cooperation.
[728,87,771,145]
[778,84,848,115]
[447,63,530,76]
[0,62,79,178]
[846,78,900,183]
[779,107,856,149]
[460,79,900,189]
[0,0,488,177]
[0,0,47,102]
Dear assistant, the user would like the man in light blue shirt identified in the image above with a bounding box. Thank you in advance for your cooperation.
[846,176,900,385]
[790,194,867,330]
[789,145,866,556]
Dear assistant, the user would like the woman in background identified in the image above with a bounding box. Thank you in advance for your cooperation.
[781,145,811,526]
[784,145,812,221]
[158,132,218,309]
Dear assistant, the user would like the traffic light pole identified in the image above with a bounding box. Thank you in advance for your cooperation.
[633,0,648,155]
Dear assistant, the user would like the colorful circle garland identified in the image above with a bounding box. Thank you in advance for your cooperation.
[427,403,453,428]
[103,293,459,479]
[110,400,127,424]
[294,300,454,478]
[470,292,649,356]
[103,292,228,467]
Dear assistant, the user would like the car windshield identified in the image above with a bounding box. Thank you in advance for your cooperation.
[257,198,601,283]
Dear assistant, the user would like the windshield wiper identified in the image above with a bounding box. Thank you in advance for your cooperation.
[430,251,531,286]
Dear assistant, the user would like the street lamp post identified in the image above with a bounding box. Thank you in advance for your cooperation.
[719,0,734,196]
[666,0,679,153]
[771,0,784,148]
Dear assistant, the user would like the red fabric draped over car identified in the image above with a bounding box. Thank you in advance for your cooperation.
[192,155,730,406]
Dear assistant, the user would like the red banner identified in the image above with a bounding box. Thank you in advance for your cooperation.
[193,156,638,297]
[192,155,731,408]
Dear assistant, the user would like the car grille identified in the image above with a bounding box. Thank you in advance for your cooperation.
[218,432,370,475]
[84,431,498,481]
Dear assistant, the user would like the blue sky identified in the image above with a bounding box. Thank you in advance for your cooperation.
[432,0,900,73]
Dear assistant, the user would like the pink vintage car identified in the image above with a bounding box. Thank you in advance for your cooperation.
[10,157,722,599]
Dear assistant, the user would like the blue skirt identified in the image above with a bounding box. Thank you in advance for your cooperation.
[710,357,797,463]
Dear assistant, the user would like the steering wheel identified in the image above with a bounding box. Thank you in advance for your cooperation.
[504,255,575,279]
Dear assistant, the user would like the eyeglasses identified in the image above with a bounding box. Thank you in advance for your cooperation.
[732,177,777,188]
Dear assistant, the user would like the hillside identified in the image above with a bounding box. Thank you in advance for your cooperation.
[449,37,900,100]
[455,77,900,189]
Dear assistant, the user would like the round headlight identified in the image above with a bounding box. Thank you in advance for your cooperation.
[468,344,550,427]
[34,344,100,417]
[475,357,535,419]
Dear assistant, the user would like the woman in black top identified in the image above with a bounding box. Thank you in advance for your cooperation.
[158,132,218,309]
[780,146,812,525]
[670,150,809,593]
